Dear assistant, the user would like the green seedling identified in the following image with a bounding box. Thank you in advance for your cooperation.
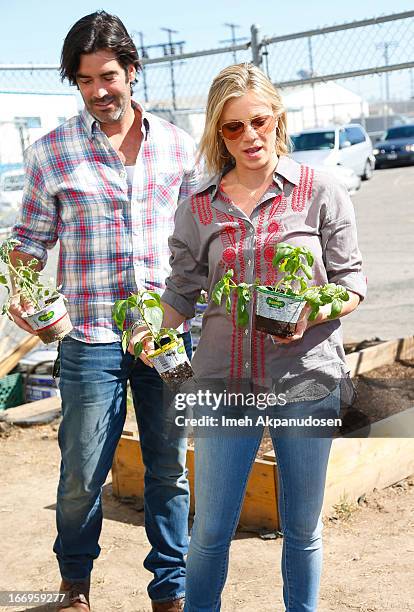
[113,290,181,359]
[212,242,349,327]
[0,238,60,319]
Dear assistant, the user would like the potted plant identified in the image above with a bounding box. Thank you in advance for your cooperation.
[0,238,73,344]
[212,242,350,337]
[113,290,193,387]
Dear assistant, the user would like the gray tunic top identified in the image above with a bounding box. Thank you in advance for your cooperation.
[162,156,366,390]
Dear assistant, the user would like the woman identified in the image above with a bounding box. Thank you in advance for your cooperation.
[131,63,366,611]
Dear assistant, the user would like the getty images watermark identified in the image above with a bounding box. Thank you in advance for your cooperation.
[173,389,342,430]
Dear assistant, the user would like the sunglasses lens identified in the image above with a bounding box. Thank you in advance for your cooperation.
[221,121,245,140]
[221,115,276,140]
[251,115,275,133]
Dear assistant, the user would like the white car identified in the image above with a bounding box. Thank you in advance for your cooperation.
[0,168,25,228]
[315,164,361,195]
[290,124,375,180]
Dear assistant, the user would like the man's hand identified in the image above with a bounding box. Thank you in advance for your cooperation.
[8,294,38,335]
[127,324,155,367]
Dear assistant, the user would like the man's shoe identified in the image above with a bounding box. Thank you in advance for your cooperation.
[151,598,185,612]
[56,578,90,611]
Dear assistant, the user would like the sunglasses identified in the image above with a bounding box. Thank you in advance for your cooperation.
[219,114,277,141]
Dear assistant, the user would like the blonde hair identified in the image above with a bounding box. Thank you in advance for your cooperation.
[198,63,289,175]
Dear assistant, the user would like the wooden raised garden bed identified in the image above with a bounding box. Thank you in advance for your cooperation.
[110,336,414,530]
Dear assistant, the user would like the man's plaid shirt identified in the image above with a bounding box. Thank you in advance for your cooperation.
[12,102,201,342]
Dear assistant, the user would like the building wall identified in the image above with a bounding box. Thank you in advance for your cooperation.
[0,92,78,164]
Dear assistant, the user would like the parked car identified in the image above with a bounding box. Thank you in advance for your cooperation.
[290,124,375,180]
[317,165,361,195]
[0,167,25,228]
[373,124,414,169]
[350,114,409,144]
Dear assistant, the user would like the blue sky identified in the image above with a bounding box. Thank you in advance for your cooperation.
[1,1,414,63]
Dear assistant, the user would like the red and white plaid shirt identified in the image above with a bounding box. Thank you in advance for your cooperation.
[13,101,201,342]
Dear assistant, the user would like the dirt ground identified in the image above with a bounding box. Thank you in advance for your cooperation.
[0,419,413,612]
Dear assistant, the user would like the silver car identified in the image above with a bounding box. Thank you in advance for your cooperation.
[290,124,375,180]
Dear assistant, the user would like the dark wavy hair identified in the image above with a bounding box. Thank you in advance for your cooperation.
[60,10,141,90]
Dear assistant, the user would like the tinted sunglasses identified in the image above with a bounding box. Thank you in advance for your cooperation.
[219,114,277,140]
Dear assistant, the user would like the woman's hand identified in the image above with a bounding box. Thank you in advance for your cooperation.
[128,324,155,367]
[270,303,313,345]
[270,291,361,345]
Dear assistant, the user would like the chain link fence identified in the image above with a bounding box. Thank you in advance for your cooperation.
[0,11,413,146]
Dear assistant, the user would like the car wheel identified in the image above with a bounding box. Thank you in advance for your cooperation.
[362,159,374,180]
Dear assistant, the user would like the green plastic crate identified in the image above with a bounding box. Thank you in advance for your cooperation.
[0,372,24,411]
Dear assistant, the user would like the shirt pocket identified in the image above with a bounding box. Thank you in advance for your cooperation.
[153,173,183,214]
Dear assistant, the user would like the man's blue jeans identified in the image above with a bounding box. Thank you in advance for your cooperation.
[184,390,339,612]
[53,333,191,603]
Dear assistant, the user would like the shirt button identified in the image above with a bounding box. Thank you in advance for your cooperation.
[247,259,252,266]
[245,361,249,368]
[120,170,127,179]
[244,329,249,336]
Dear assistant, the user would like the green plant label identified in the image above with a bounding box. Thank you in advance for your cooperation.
[266,297,285,309]
[38,311,54,322]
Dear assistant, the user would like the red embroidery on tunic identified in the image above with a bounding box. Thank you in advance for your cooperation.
[307,168,314,200]
[230,291,238,379]
[191,192,213,225]
[216,209,239,271]
[236,220,247,379]
[252,205,267,383]
[222,247,237,264]
[291,165,314,213]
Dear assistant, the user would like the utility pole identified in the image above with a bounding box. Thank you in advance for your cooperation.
[376,41,398,130]
[161,27,179,110]
[307,37,318,127]
[220,23,248,63]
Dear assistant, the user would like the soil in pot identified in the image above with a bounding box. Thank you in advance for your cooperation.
[255,287,305,338]
[149,340,193,388]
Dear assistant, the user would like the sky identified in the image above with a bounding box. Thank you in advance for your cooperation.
[1,0,414,63]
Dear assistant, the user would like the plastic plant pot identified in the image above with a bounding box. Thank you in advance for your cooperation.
[255,286,306,337]
[148,338,193,387]
[23,294,73,344]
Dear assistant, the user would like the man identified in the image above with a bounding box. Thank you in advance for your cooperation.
[9,11,200,612]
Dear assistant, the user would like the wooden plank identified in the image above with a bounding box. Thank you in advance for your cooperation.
[112,436,145,499]
[0,335,40,377]
[0,395,61,425]
[345,336,414,377]
[112,436,279,530]
[262,450,276,463]
[254,424,414,519]
[239,459,279,531]
[324,436,414,515]
[186,447,195,515]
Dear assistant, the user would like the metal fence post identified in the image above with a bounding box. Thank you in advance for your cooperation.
[251,24,263,67]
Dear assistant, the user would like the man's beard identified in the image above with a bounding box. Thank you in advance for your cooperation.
[87,95,128,124]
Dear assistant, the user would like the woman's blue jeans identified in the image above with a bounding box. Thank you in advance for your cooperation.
[184,390,339,612]
[53,333,191,603]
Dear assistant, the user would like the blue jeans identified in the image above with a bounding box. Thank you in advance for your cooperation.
[184,391,339,612]
[54,332,192,603]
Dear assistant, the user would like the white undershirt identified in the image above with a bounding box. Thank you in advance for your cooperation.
[125,165,136,185]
